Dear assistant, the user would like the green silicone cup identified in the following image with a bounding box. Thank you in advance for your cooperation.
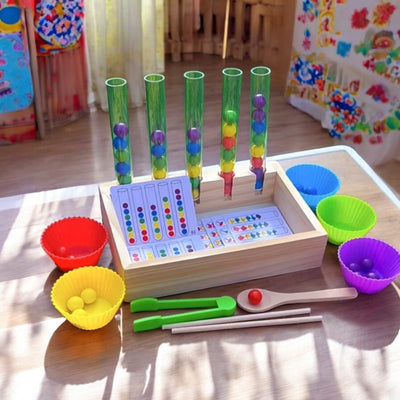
[316,195,377,245]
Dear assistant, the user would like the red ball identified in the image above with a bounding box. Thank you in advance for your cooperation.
[222,136,236,150]
[248,289,263,305]
[251,157,263,169]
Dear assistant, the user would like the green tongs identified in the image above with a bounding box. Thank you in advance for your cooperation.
[131,296,237,332]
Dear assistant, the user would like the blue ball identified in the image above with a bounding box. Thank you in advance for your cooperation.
[151,144,166,157]
[186,142,201,155]
[113,137,128,150]
[115,162,131,175]
[252,120,266,134]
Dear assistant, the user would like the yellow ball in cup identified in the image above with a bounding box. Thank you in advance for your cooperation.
[67,295,84,312]
[81,287,97,304]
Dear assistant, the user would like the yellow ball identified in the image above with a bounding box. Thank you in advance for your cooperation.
[81,288,97,304]
[251,144,265,158]
[222,123,236,137]
[192,188,200,199]
[67,296,84,312]
[220,160,234,173]
[153,168,167,179]
[72,308,88,317]
[187,165,200,178]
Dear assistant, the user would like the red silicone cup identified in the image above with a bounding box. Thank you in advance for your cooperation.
[338,237,400,294]
[41,217,108,272]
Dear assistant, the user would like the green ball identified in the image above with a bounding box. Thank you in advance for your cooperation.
[188,154,201,165]
[224,109,238,124]
[190,177,200,189]
[114,149,131,163]
[252,134,265,146]
[222,149,235,161]
[153,156,167,169]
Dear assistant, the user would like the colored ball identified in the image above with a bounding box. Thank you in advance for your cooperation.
[255,179,263,190]
[186,142,201,155]
[187,165,200,178]
[222,123,236,138]
[153,168,167,179]
[360,258,374,272]
[113,137,128,151]
[251,156,263,169]
[348,262,361,272]
[153,156,167,169]
[151,144,166,157]
[251,144,265,158]
[187,127,201,142]
[81,288,97,304]
[248,289,263,305]
[219,171,234,182]
[114,149,131,163]
[113,122,129,137]
[251,133,265,146]
[251,167,264,180]
[252,120,266,134]
[252,109,266,123]
[224,109,238,124]
[115,162,131,175]
[304,186,317,195]
[188,154,201,165]
[222,136,236,150]
[190,177,200,189]
[222,149,236,161]
[119,175,131,184]
[67,296,84,312]
[220,160,234,173]
[192,188,200,199]
[253,93,266,108]
[151,129,165,145]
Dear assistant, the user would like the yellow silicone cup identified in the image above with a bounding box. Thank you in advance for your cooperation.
[51,266,126,330]
[316,195,377,245]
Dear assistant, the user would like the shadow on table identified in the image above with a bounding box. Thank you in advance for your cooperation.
[44,318,121,385]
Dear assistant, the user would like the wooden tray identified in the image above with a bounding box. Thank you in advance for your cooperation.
[99,161,327,301]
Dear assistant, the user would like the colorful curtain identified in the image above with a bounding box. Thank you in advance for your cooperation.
[84,0,165,111]
[285,0,400,166]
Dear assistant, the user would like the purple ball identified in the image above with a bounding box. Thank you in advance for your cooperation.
[252,109,266,122]
[151,129,165,145]
[187,127,201,142]
[251,167,264,180]
[253,93,266,108]
[113,122,129,137]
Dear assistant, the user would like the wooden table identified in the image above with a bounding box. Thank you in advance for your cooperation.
[1,146,399,400]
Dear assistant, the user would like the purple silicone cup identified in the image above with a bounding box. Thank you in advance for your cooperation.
[338,237,400,294]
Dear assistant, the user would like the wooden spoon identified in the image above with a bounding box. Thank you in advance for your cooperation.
[237,287,358,313]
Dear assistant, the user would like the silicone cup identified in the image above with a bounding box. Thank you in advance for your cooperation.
[51,266,126,330]
[338,238,400,294]
[316,195,377,245]
[41,217,108,272]
[286,164,340,212]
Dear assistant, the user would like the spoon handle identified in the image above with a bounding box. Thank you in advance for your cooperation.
[279,287,358,304]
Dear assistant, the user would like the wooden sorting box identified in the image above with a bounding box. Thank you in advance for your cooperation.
[99,161,327,301]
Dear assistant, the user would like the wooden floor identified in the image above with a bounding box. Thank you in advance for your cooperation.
[0,54,399,198]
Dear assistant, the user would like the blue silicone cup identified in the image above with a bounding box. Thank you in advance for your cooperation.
[286,163,340,212]
[338,238,400,294]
